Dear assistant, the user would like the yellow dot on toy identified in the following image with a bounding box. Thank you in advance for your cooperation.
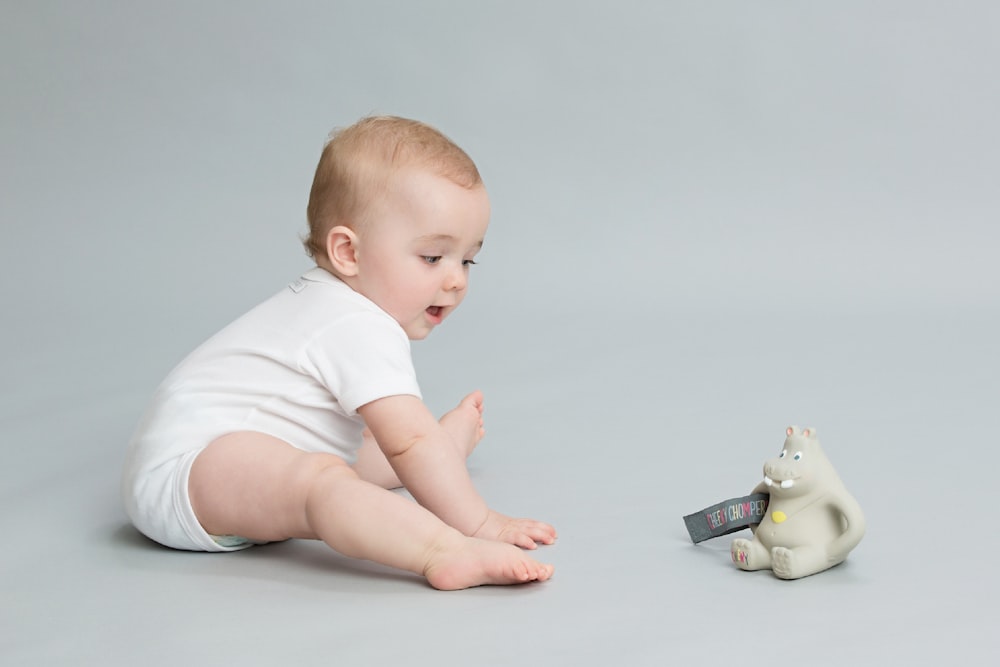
[772,511,787,524]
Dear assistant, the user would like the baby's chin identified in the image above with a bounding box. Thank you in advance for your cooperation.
[403,321,434,341]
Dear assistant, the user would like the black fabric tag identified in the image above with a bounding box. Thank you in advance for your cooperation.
[683,493,770,543]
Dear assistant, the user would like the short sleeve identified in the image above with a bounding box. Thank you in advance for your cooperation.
[299,311,421,415]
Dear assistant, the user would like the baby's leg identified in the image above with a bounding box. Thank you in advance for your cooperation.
[438,389,486,455]
[190,431,552,589]
[352,428,404,489]
[353,391,485,489]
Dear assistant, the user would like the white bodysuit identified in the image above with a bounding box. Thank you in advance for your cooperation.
[121,267,421,551]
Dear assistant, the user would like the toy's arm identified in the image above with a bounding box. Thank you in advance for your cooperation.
[826,495,866,563]
[746,480,770,534]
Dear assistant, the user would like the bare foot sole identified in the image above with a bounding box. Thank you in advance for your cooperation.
[424,538,554,591]
[439,390,486,458]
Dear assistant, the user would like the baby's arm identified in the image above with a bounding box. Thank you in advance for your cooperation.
[358,394,555,549]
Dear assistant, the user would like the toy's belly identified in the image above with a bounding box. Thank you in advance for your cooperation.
[757,505,843,550]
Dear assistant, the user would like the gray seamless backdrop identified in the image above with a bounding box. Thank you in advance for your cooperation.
[2,2,998,665]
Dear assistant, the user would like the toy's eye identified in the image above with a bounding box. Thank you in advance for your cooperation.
[793,452,803,461]
[779,450,787,458]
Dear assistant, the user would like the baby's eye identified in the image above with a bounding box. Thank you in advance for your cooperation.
[793,452,803,461]
[422,256,442,265]
[462,259,478,267]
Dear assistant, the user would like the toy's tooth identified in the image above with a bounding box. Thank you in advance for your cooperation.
[764,476,773,487]
[780,479,794,489]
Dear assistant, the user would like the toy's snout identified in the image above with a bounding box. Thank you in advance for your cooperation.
[762,459,806,493]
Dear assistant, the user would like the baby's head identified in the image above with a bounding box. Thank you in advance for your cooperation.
[304,115,483,259]
[305,116,491,340]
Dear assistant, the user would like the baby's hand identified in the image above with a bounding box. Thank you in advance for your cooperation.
[474,510,557,550]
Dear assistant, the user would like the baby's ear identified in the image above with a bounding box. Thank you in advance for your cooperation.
[326,226,359,276]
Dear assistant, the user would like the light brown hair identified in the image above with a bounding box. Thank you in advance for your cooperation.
[303,115,482,258]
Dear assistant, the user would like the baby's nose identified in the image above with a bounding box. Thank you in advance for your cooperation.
[445,265,467,291]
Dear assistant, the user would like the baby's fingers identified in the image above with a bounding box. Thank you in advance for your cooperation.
[512,519,558,547]
[510,532,539,550]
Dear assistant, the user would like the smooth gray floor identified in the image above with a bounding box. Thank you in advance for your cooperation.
[3,2,999,665]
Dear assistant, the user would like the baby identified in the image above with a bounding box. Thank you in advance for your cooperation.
[121,116,556,589]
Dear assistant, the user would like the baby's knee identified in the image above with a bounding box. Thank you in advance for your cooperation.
[299,454,363,521]
[297,452,358,488]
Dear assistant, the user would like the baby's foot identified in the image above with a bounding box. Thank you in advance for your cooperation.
[423,537,554,591]
[439,390,485,459]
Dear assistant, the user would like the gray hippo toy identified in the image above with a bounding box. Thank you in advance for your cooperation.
[731,426,865,579]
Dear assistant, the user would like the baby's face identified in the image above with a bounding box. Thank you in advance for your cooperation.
[353,168,490,340]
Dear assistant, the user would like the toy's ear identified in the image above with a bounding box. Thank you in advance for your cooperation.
[786,425,799,437]
[803,427,818,439]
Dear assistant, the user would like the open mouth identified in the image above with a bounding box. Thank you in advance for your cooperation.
[426,306,443,320]
[764,476,795,489]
